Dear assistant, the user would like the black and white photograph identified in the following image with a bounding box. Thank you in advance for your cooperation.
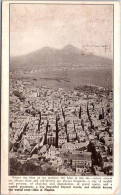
[9,3,113,176]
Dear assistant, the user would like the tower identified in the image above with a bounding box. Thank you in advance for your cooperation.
[87,102,89,118]
[81,119,84,131]
[55,116,59,148]
[38,111,41,132]
[79,105,81,119]
[62,107,65,121]
[44,120,49,145]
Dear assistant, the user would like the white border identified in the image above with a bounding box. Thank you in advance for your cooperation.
[1,1,120,194]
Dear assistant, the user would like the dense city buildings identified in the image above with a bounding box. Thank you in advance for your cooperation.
[9,77,113,176]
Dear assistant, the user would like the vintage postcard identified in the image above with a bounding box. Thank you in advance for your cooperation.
[1,1,120,194]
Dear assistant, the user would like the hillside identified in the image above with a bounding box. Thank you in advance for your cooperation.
[10,45,113,70]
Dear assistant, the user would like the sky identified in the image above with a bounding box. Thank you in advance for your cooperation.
[10,4,113,58]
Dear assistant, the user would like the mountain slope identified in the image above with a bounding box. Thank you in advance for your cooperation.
[10,45,113,70]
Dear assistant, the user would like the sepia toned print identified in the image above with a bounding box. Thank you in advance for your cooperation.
[9,3,113,176]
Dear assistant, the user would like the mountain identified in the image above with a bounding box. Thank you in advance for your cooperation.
[10,45,113,70]
[61,45,81,53]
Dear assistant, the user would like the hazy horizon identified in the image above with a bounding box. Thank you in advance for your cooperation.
[10,44,113,61]
[10,4,113,59]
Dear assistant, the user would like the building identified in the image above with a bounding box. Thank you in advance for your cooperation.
[47,146,60,159]
[68,132,77,142]
[71,152,92,167]
[59,152,92,172]
[62,142,87,150]
[47,136,56,146]
[58,133,67,146]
